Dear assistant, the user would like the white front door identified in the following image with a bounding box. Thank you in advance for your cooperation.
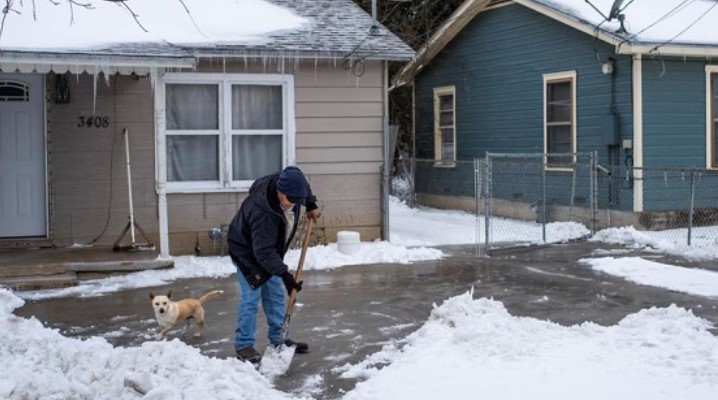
[0,74,46,238]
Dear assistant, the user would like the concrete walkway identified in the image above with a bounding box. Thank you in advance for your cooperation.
[15,242,718,399]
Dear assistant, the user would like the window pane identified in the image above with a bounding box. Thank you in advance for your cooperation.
[441,128,455,160]
[714,120,718,167]
[232,85,283,130]
[439,110,454,126]
[0,81,29,101]
[166,84,218,130]
[547,125,571,153]
[439,94,453,111]
[547,81,571,123]
[166,135,219,181]
[232,135,282,180]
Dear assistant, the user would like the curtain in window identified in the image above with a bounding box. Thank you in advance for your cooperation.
[166,84,218,130]
[231,84,283,180]
[232,85,282,130]
[166,135,219,182]
[165,84,219,182]
[232,135,282,180]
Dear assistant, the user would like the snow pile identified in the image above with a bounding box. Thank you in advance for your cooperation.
[581,257,718,298]
[591,226,718,260]
[0,289,293,400]
[341,291,718,400]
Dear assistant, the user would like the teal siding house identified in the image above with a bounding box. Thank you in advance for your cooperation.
[395,0,718,220]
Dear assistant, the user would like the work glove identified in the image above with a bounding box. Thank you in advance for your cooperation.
[307,208,321,221]
[280,271,303,295]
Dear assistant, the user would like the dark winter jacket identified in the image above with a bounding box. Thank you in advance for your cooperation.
[227,171,317,289]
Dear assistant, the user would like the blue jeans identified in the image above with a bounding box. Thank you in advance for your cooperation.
[234,272,287,350]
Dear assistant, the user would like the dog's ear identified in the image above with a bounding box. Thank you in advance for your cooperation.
[166,290,172,299]
[149,292,155,300]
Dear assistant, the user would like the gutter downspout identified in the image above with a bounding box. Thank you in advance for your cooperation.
[632,55,643,212]
[382,60,391,241]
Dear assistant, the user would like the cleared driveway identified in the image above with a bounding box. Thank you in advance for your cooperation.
[16,243,718,399]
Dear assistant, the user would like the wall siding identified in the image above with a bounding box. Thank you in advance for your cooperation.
[642,58,707,168]
[48,74,159,247]
[47,59,385,254]
[414,3,634,209]
[416,3,634,160]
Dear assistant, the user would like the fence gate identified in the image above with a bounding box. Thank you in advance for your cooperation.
[480,152,597,253]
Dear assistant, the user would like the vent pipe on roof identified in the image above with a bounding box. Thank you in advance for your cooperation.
[370,0,379,34]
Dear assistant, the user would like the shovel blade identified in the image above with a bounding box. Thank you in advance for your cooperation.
[258,344,295,377]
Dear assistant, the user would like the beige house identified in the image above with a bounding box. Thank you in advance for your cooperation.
[0,0,414,256]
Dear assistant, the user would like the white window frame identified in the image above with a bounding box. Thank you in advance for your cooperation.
[433,85,457,167]
[706,65,718,170]
[543,71,577,170]
[159,73,295,193]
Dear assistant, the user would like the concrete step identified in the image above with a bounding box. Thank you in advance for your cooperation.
[0,259,174,291]
[0,272,78,291]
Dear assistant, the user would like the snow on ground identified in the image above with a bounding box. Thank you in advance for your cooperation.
[9,194,718,398]
[340,290,718,400]
[389,196,590,246]
[581,257,718,298]
[0,289,294,400]
[591,226,718,260]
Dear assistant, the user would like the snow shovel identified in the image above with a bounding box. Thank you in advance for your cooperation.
[258,217,314,377]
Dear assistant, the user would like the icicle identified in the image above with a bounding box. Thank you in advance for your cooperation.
[92,65,99,114]
[149,67,158,93]
[314,56,318,83]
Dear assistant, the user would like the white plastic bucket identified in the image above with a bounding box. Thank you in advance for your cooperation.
[336,230,361,255]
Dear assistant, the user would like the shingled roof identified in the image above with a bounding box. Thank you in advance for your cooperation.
[198,0,415,61]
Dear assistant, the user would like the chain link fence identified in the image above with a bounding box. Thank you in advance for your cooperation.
[597,166,718,247]
[482,153,596,251]
[393,153,718,255]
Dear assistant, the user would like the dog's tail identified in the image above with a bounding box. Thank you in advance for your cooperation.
[198,290,224,304]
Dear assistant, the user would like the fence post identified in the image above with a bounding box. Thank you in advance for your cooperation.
[485,153,491,253]
[590,151,597,234]
[474,158,480,256]
[541,154,547,242]
[688,169,695,246]
[410,157,416,207]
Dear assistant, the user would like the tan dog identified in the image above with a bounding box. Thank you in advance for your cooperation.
[149,290,224,340]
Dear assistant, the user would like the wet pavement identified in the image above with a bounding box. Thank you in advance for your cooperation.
[15,242,718,399]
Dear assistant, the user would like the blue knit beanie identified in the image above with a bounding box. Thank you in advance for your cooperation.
[276,166,308,203]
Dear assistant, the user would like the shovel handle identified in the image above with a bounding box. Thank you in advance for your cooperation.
[284,217,314,317]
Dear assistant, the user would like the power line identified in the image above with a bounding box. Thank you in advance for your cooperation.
[651,0,718,53]
[617,0,696,50]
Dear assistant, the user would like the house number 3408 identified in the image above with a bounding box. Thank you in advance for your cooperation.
[77,116,110,128]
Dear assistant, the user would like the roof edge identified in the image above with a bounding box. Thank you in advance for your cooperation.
[393,0,490,87]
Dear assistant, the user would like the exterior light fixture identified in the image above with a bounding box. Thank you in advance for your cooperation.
[602,58,615,75]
